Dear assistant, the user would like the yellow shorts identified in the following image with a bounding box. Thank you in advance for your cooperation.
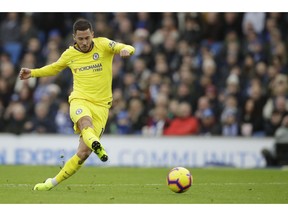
[70,99,109,138]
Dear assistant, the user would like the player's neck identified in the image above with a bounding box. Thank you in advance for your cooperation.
[74,42,94,53]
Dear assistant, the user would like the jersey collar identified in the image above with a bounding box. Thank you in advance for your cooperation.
[73,41,94,53]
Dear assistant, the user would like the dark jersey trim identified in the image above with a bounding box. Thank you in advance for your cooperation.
[73,41,94,53]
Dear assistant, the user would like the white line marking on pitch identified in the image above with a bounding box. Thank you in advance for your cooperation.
[0,182,287,188]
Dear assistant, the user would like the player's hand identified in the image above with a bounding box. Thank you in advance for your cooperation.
[120,49,131,58]
[19,68,32,80]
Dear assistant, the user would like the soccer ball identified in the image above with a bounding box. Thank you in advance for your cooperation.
[167,167,192,193]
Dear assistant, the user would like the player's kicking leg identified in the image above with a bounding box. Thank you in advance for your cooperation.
[70,101,109,162]
[33,138,91,191]
[78,116,108,162]
[33,178,54,191]
[91,140,108,162]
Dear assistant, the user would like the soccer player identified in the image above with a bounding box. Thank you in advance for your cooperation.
[19,18,135,191]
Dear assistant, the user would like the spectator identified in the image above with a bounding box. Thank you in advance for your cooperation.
[167,99,179,120]
[179,13,202,49]
[150,13,179,48]
[121,72,138,101]
[242,12,266,35]
[127,98,147,134]
[163,102,199,135]
[3,102,28,135]
[55,101,74,134]
[33,76,54,103]
[132,28,150,60]
[0,77,12,108]
[0,12,21,44]
[0,12,22,65]
[23,37,45,67]
[264,110,284,136]
[142,105,169,136]
[202,12,224,43]
[115,110,131,135]
[242,79,266,136]
[198,108,220,136]
[263,94,288,123]
[106,88,128,134]
[222,13,243,37]
[174,82,195,109]
[221,107,239,136]
[204,85,221,117]
[220,95,240,136]
[134,12,155,33]
[194,95,211,119]
[12,85,34,116]
[14,51,38,93]
[240,98,263,136]
[132,57,151,91]
[153,52,172,80]
[241,27,266,63]
[19,14,40,48]
[114,15,134,44]
[24,101,56,134]
[1,12,288,138]
[262,115,288,166]
[0,100,5,131]
[226,73,240,98]
[93,15,114,39]
[1,60,17,90]
[274,115,288,143]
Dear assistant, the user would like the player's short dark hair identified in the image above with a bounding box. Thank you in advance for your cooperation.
[73,18,93,34]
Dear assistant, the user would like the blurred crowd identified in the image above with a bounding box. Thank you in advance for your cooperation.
[1,12,288,137]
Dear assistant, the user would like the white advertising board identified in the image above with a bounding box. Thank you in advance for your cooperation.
[0,134,274,168]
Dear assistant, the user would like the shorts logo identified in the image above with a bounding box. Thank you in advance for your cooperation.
[93,53,99,60]
[76,109,83,115]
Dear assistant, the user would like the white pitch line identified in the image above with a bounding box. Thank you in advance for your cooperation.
[69,182,288,187]
[0,182,287,188]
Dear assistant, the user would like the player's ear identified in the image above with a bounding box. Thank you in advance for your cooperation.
[91,31,94,37]
[72,34,76,41]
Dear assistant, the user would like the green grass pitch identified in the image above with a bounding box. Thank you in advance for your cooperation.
[0,165,288,204]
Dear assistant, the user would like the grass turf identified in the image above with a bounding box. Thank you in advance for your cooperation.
[0,165,287,204]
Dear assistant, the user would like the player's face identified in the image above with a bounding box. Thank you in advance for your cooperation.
[73,29,94,52]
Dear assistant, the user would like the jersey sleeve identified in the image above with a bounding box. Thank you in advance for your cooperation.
[31,49,70,77]
[102,38,135,55]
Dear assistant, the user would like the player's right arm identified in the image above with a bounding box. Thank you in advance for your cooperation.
[19,49,70,80]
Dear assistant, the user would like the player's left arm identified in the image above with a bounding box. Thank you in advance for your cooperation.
[119,46,134,58]
[107,39,135,57]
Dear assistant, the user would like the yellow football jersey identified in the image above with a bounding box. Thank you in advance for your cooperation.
[31,37,135,108]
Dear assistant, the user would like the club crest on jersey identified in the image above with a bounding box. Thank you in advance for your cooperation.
[93,53,99,60]
[76,109,83,115]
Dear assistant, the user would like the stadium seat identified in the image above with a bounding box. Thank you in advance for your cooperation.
[3,42,22,65]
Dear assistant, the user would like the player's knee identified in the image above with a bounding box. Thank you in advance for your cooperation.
[77,116,93,131]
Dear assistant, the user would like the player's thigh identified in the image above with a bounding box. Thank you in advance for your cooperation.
[70,99,92,133]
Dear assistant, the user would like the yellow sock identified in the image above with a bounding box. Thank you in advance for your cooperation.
[54,154,83,184]
[81,127,100,149]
